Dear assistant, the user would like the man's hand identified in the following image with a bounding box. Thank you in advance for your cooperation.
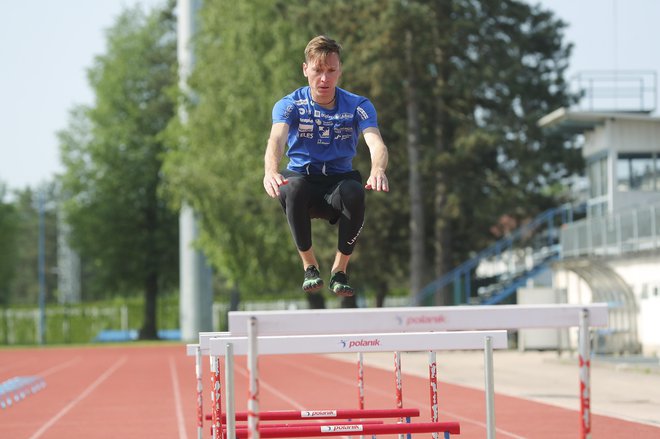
[264,123,290,197]
[365,170,389,192]
[263,172,288,198]
[362,127,389,192]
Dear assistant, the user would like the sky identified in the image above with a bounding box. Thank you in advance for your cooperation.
[1,0,659,192]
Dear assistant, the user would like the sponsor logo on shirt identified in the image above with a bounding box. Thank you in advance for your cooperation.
[283,104,294,119]
[319,126,330,138]
[299,123,314,139]
[357,106,369,120]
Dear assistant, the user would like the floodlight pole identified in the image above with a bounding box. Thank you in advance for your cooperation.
[178,0,213,341]
[38,190,46,345]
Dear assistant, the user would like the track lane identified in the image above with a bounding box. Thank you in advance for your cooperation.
[2,345,659,438]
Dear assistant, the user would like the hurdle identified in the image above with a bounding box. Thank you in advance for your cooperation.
[0,376,46,409]
[227,304,608,336]
[227,304,608,439]
[220,420,386,438]
[190,304,607,438]
[233,421,461,438]
[215,409,419,422]
[206,326,507,439]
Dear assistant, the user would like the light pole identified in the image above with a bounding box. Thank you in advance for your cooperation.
[178,0,213,341]
[37,190,46,345]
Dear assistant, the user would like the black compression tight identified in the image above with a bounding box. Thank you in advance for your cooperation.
[278,171,365,255]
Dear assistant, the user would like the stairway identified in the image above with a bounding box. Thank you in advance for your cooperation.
[412,204,584,306]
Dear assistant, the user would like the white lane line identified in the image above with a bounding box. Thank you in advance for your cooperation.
[39,357,82,377]
[27,356,127,439]
[234,364,352,439]
[169,356,189,439]
[276,357,528,439]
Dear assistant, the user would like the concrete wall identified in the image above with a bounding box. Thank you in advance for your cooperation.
[610,255,660,356]
[639,297,660,356]
[552,254,660,355]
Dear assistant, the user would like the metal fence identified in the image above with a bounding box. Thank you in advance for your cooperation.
[561,203,660,258]
[0,296,411,346]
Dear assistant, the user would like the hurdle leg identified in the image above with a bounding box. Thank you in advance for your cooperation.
[393,351,407,439]
[357,352,365,439]
[357,352,365,410]
[210,356,223,439]
[225,342,236,439]
[247,316,260,439]
[579,309,591,439]
[196,346,204,439]
[484,336,496,439]
[429,351,439,439]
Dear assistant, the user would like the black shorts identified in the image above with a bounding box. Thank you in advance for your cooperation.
[279,169,363,224]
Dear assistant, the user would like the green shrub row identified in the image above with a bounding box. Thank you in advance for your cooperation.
[0,296,179,346]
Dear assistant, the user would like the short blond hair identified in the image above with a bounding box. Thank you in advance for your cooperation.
[304,35,342,64]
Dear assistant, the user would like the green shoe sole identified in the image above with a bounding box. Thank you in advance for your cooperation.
[303,279,324,293]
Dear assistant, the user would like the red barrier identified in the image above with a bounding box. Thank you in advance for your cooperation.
[206,407,420,422]
[224,420,384,430]
[234,421,461,438]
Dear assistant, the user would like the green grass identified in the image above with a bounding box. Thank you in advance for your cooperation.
[0,296,179,346]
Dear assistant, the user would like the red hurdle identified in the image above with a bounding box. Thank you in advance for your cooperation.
[233,422,461,438]
[225,420,384,429]
[215,408,420,422]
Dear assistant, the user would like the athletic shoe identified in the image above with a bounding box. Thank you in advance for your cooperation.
[302,265,324,293]
[329,271,354,297]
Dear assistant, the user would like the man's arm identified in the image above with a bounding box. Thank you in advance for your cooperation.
[263,122,290,198]
[363,127,389,192]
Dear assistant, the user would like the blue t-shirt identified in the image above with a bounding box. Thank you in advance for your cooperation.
[272,86,379,175]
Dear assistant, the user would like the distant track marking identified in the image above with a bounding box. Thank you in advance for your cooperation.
[27,356,127,439]
[170,356,188,439]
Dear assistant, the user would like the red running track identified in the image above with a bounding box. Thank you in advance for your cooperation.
[1,344,659,438]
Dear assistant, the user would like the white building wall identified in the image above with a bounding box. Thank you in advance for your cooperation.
[609,255,660,355]
[553,255,660,355]
[584,118,660,213]
[583,123,610,157]
[611,119,660,153]
[640,297,660,355]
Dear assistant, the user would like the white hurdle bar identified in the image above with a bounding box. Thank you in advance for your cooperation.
[208,328,508,439]
[227,304,608,335]
[207,330,508,356]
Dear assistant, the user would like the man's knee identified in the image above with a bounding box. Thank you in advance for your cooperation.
[279,177,310,208]
[338,179,365,209]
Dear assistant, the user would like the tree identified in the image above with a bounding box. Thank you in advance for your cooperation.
[0,185,59,307]
[164,0,582,307]
[59,1,178,338]
[425,0,582,303]
[163,0,309,299]
[0,184,19,306]
[297,0,582,304]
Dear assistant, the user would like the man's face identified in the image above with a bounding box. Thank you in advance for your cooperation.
[302,52,342,102]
